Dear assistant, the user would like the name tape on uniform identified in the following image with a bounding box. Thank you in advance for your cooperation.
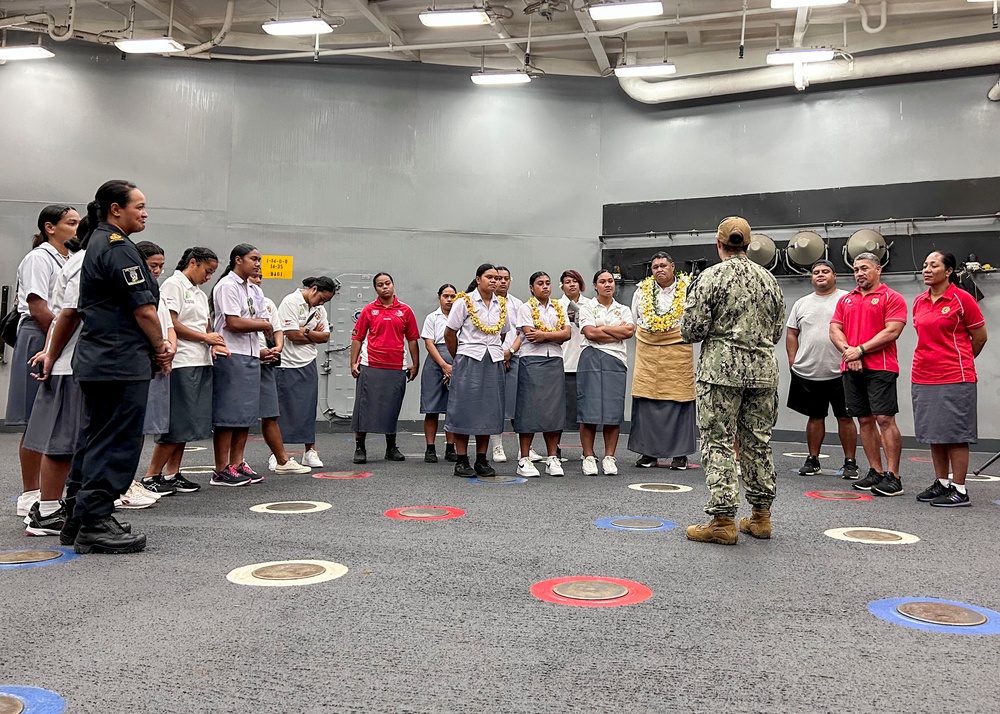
[261,255,294,279]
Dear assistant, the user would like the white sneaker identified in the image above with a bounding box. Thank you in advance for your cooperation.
[274,457,312,474]
[115,482,156,509]
[268,454,278,472]
[516,457,539,477]
[16,489,40,517]
[528,448,545,462]
[492,443,507,463]
[602,456,619,475]
[302,449,323,468]
[546,456,564,477]
[582,456,599,476]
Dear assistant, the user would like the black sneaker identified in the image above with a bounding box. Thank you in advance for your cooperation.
[444,446,458,463]
[424,447,438,464]
[74,515,146,554]
[25,502,66,537]
[853,468,883,491]
[798,456,821,475]
[454,458,475,478]
[210,467,251,487]
[840,459,860,480]
[353,447,367,464]
[916,480,950,502]
[169,474,201,493]
[930,486,971,508]
[669,456,688,470]
[872,472,904,497]
[635,455,657,468]
[474,460,496,477]
[141,474,176,496]
[385,447,406,462]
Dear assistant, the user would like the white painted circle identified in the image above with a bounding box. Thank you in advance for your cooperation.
[249,501,332,514]
[825,527,920,545]
[184,446,207,452]
[950,472,1000,483]
[628,483,693,493]
[783,452,830,459]
[179,465,215,474]
[226,559,348,587]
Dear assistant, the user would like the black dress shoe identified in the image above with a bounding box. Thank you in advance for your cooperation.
[474,460,496,477]
[353,447,367,464]
[385,447,406,462]
[61,514,131,545]
[74,516,146,555]
[669,456,688,470]
[454,459,476,477]
[635,455,657,468]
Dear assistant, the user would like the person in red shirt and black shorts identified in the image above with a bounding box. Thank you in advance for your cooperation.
[829,252,908,496]
[911,252,987,507]
[350,272,420,464]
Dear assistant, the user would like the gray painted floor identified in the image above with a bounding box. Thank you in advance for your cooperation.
[2,432,999,714]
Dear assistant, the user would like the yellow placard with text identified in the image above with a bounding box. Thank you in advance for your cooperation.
[261,255,294,280]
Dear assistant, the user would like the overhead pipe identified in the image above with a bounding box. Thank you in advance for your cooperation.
[989,77,1000,101]
[856,0,887,34]
[181,0,233,55]
[0,0,76,41]
[618,41,1000,104]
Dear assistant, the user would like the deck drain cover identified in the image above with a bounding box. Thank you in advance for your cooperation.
[609,518,663,529]
[896,601,987,627]
[399,507,450,518]
[0,695,24,714]
[476,476,517,483]
[265,502,316,512]
[552,581,630,601]
[644,484,681,492]
[252,563,327,581]
[0,550,63,565]
[815,491,865,500]
[844,529,902,542]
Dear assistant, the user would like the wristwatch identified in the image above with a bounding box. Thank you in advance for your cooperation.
[304,328,311,338]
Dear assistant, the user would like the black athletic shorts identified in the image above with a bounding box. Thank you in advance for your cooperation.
[787,372,849,419]
[842,369,898,417]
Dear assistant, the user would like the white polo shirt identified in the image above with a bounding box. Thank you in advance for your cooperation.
[446,290,511,361]
[160,270,212,368]
[501,294,524,351]
[515,299,565,359]
[17,241,69,323]
[278,289,328,370]
[50,250,85,377]
[213,272,260,357]
[421,308,449,344]
[557,294,590,372]
[580,298,634,365]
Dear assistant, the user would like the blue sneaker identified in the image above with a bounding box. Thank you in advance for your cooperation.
[210,467,251,487]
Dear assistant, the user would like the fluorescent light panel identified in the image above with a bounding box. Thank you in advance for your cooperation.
[261,18,334,36]
[114,37,185,53]
[588,1,663,21]
[470,71,531,85]
[614,62,676,78]
[770,0,847,7]
[0,45,55,60]
[766,47,835,65]
[419,9,491,27]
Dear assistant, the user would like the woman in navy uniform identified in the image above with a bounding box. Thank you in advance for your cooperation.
[61,180,171,554]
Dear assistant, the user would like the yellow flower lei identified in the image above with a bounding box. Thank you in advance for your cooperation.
[638,274,690,332]
[527,296,567,333]
[458,292,507,335]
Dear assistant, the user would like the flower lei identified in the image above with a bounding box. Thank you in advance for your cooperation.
[638,274,690,332]
[528,296,567,333]
[458,292,507,335]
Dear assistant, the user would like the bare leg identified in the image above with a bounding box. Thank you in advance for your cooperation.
[874,415,902,475]
[543,431,560,456]
[454,433,469,456]
[474,434,489,456]
[164,443,185,475]
[147,442,177,478]
[262,418,289,464]
[445,430,454,445]
[518,433,534,458]
[213,429,232,471]
[424,414,439,447]
[836,417,858,460]
[603,425,621,456]
[229,427,249,466]
[580,423,597,457]
[949,443,969,486]
[38,455,71,501]
[857,416,884,473]
[805,417,825,456]
[19,434,41,492]
[930,443,950,481]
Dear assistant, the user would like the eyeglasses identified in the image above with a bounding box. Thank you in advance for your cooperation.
[247,297,257,317]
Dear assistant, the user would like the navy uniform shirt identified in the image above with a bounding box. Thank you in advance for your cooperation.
[72,222,159,381]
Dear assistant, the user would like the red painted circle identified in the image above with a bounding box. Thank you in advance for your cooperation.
[312,471,373,480]
[805,490,874,501]
[908,456,934,463]
[531,576,653,608]
[385,506,465,521]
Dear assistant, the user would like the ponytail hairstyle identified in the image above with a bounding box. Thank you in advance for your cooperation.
[528,271,549,288]
[32,205,75,249]
[372,272,393,288]
[593,269,614,284]
[437,283,456,296]
[85,180,138,241]
[175,246,218,272]
[209,243,257,315]
[135,241,165,260]
[302,276,340,295]
[467,263,497,293]
[935,251,960,285]
[65,215,93,254]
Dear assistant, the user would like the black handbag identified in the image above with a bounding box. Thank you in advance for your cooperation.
[0,307,19,347]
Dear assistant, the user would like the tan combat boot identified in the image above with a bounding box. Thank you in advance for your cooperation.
[686,516,738,545]
[738,506,772,539]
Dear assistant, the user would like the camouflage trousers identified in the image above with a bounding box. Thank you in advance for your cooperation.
[696,381,778,517]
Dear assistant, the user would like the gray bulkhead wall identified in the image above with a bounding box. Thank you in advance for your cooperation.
[2,41,998,437]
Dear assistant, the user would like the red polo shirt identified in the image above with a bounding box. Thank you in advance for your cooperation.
[352,297,419,370]
[911,283,984,385]
[831,283,907,373]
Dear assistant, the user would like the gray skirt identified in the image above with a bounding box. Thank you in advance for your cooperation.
[576,347,627,426]
[277,360,319,443]
[504,354,520,421]
[912,382,978,444]
[22,374,86,457]
[628,396,698,458]
[351,365,406,434]
[515,356,566,434]
[213,353,261,428]
[420,344,452,415]
[445,353,505,436]
[4,319,46,427]
[564,373,579,431]
[143,372,170,435]
[157,365,213,444]
[260,363,280,419]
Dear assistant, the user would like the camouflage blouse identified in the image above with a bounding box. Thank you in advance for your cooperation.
[680,253,786,388]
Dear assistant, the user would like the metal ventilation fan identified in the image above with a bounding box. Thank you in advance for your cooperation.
[844,229,891,268]
[785,230,826,273]
[747,233,779,271]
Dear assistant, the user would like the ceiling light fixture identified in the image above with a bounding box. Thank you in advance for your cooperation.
[0,44,55,60]
[588,1,663,22]
[114,37,185,53]
[262,18,334,35]
[766,47,835,64]
[419,8,491,27]
[471,70,532,84]
[770,0,847,8]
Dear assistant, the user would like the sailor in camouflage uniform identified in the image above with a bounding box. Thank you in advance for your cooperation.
[680,216,786,545]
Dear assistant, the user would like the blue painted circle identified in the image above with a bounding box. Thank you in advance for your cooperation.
[0,686,66,713]
[994,500,1000,506]
[0,546,80,571]
[594,516,677,532]
[868,597,1000,635]
[469,476,527,485]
